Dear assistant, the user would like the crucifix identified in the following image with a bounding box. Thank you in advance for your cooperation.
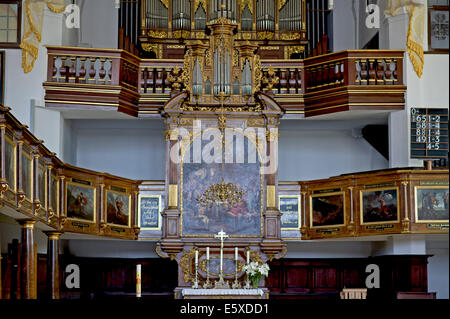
[214,229,230,288]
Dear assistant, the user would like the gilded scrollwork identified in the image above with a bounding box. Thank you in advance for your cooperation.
[180,248,197,284]
[181,50,192,91]
[253,55,262,93]
[194,0,208,12]
[147,30,167,38]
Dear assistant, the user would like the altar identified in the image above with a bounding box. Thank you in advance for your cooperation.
[154,10,287,298]
[176,288,269,300]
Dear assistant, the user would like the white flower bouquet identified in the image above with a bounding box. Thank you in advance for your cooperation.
[243,261,270,288]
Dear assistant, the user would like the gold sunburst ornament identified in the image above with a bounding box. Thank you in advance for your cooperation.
[197,179,245,208]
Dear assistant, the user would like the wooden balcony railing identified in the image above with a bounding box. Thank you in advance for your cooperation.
[44,47,406,117]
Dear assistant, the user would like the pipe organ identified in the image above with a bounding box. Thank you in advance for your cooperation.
[279,0,302,31]
[145,0,168,29]
[256,0,275,32]
[140,0,307,44]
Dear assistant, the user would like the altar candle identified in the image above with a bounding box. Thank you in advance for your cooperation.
[235,247,238,261]
[136,264,142,298]
[246,250,250,264]
[206,247,210,260]
[195,250,199,265]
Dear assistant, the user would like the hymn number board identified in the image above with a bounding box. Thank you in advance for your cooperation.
[410,108,449,159]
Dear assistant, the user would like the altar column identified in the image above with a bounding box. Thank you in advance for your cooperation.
[260,117,285,261]
[44,231,62,299]
[18,219,37,299]
[158,118,184,259]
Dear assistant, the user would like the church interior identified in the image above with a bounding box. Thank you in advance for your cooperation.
[0,0,448,300]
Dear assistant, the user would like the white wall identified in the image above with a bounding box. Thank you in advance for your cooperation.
[278,120,389,181]
[427,240,449,299]
[70,119,166,180]
[4,6,65,126]
[331,0,359,51]
[79,0,118,49]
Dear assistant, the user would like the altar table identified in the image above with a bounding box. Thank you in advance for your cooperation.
[175,288,269,299]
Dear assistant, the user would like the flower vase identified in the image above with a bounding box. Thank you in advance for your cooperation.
[251,276,260,289]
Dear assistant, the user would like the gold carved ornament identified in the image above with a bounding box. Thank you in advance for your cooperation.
[253,55,262,93]
[262,66,280,91]
[181,50,192,91]
[280,32,302,41]
[21,0,66,73]
[160,0,169,8]
[240,0,253,14]
[147,30,168,38]
[180,248,197,284]
[257,32,274,40]
[279,0,288,10]
[167,66,184,91]
[141,43,162,58]
[194,0,208,12]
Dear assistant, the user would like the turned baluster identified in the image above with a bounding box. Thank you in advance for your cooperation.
[98,58,106,83]
[79,58,86,83]
[162,68,167,93]
[384,59,393,84]
[286,69,291,93]
[152,68,157,93]
[88,58,96,83]
[376,59,385,84]
[368,59,376,84]
[360,60,368,84]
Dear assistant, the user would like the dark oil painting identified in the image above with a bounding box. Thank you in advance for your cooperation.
[416,187,449,221]
[362,189,398,223]
[66,183,95,221]
[182,136,261,236]
[312,193,345,227]
[106,191,130,226]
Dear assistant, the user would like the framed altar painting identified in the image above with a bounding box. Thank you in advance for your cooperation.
[279,195,301,229]
[310,191,345,228]
[138,194,162,230]
[66,180,96,222]
[415,186,449,223]
[105,188,131,227]
[360,187,399,224]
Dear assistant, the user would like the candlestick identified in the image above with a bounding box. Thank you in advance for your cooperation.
[244,249,251,289]
[136,264,142,298]
[192,249,200,289]
[206,247,210,260]
[232,247,241,289]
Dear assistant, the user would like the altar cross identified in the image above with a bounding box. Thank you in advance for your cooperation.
[215,229,229,245]
[214,229,229,277]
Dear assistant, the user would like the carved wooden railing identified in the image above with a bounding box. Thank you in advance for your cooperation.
[44,47,405,117]
[0,106,141,240]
